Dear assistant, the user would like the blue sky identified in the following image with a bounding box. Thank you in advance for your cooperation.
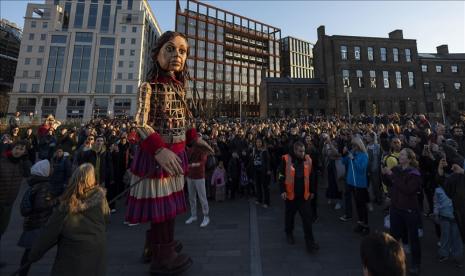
[1,0,464,53]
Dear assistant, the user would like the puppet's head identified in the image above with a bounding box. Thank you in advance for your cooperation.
[147,31,190,84]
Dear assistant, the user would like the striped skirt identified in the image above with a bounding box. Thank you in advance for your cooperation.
[125,146,188,224]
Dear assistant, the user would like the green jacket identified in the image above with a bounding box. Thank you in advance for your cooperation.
[29,186,110,276]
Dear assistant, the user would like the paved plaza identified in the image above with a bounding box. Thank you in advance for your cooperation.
[1,180,464,276]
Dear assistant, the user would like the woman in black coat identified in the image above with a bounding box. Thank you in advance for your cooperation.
[50,147,72,197]
[252,137,272,207]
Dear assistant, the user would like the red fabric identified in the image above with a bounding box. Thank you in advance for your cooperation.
[37,124,49,137]
[186,128,198,145]
[140,132,166,156]
[127,131,140,144]
[186,145,208,179]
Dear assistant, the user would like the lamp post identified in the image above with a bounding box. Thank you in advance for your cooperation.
[343,79,352,124]
[437,86,446,125]
[239,76,243,123]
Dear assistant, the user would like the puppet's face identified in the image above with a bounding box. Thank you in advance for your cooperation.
[157,36,188,73]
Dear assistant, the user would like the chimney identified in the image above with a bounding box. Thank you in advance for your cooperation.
[437,45,449,55]
[388,30,403,39]
[317,25,326,39]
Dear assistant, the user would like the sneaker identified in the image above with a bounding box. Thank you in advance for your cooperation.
[262,204,269,208]
[418,228,424,238]
[339,215,352,222]
[437,241,441,247]
[110,209,117,214]
[334,202,342,210]
[438,256,448,262]
[128,223,139,227]
[185,216,197,224]
[453,259,464,268]
[200,216,210,227]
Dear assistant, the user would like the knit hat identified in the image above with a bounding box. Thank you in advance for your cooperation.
[186,128,199,145]
[31,159,50,177]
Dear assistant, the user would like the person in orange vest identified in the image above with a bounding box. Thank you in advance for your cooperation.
[279,141,319,253]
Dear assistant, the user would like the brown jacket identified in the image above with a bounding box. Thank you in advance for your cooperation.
[0,154,31,206]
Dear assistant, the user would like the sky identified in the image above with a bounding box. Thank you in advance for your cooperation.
[1,0,464,53]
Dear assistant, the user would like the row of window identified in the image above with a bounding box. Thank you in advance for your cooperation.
[421,64,460,73]
[28,33,47,41]
[29,21,48,29]
[424,81,462,91]
[340,46,412,63]
[18,82,134,94]
[342,69,415,89]
[24,58,43,66]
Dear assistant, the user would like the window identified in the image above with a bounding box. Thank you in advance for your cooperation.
[39,46,44,53]
[395,71,402,88]
[405,48,411,62]
[129,61,134,68]
[25,58,31,65]
[75,32,93,43]
[342,69,349,85]
[29,33,34,40]
[74,2,85,28]
[69,45,91,93]
[130,49,135,56]
[117,73,122,79]
[35,71,41,78]
[436,65,443,73]
[131,38,136,45]
[19,83,27,92]
[393,48,399,62]
[421,64,428,72]
[122,26,127,32]
[132,26,137,33]
[31,21,36,28]
[366,71,376,89]
[44,47,65,93]
[88,2,98,29]
[383,71,390,88]
[115,85,123,94]
[128,73,133,80]
[51,35,67,44]
[95,48,114,93]
[424,81,431,93]
[455,82,462,91]
[37,58,42,65]
[42,98,57,116]
[40,34,46,41]
[100,37,115,45]
[27,45,32,52]
[17,98,36,114]
[127,0,133,10]
[356,70,364,88]
[118,61,123,67]
[451,65,458,73]
[42,22,48,28]
[62,2,71,30]
[126,85,133,94]
[380,48,387,62]
[23,71,28,78]
[120,38,125,44]
[120,49,124,56]
[354,46,361,60]
[31,84,39,93]
[340,45,347,60]
[367,47,374,61]
[408,72,415,88]
[100,3,111,32]
[66,99,85,119]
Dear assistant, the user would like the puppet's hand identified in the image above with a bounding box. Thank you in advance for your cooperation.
[155,148,183,176]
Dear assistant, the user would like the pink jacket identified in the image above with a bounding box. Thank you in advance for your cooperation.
[211,167,226,187]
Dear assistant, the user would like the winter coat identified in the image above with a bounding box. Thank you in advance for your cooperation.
[342,151,368,188]
[58,134,78,155]
[20,175,56,231]
[227,156,241,181]
[38,135,56,160]
[50,156,72,197]
[0,153,31,206]
[252,148,271,175]
[437,173,465,242]
[79,147,114,186]
[383,166,422,211]
[28,186,110,276]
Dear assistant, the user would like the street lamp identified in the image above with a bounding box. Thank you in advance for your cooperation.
[239,76,243,123]
[437,85,446,125]
[343,79,352,124]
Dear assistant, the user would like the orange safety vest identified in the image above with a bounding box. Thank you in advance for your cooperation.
[283,154,312,200]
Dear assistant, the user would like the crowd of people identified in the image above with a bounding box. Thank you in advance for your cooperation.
[0,111,464,275]
[0,111,465,275]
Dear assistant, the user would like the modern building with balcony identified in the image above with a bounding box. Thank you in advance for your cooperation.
[175,0,281,117]
[280,36,314,78]
[8,0,161,121]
